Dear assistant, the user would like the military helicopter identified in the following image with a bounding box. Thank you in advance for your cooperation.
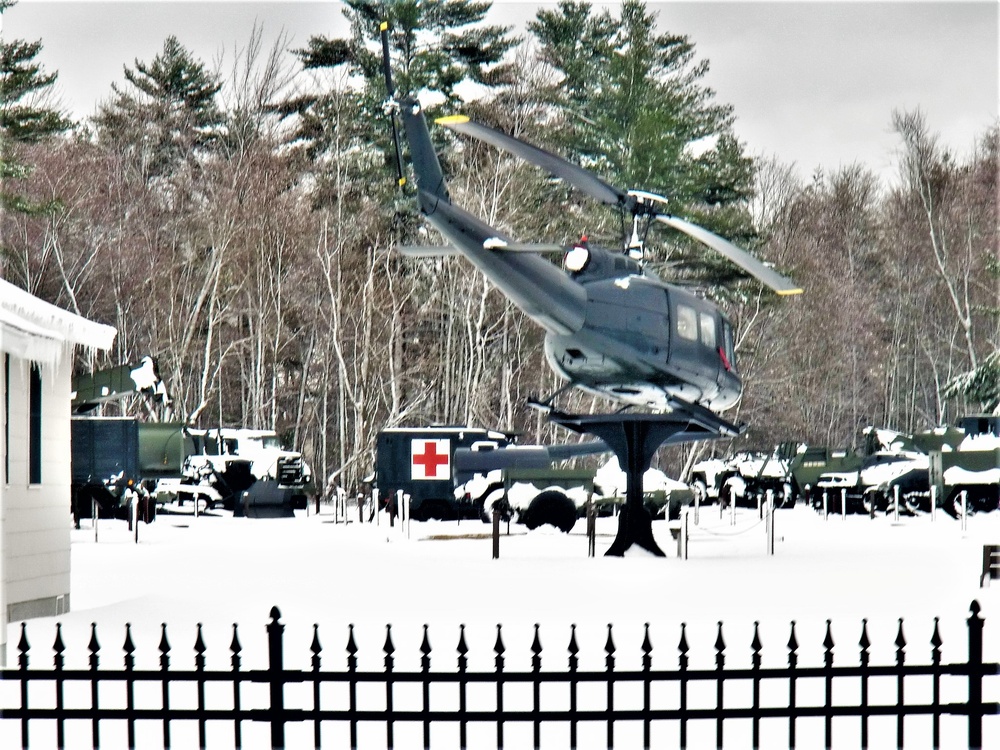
[380,24,800,554]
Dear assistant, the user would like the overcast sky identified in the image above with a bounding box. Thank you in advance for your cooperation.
[3,1,998,185]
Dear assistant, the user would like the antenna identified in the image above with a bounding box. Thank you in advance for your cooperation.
[380,21,406,188]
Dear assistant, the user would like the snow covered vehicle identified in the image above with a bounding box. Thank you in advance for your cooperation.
[929,415,1000,514]
[172,428,312,516]
[814,450,929,514]
[375,426,516,520]
[689,443,799,508]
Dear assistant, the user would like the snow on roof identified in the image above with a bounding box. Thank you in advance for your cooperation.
[0,277,116,366]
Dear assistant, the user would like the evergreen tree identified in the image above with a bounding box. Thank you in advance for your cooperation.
[0,0,71,219]
[94,35,223,182]
[278,0,515,210]
[528,0,759,288]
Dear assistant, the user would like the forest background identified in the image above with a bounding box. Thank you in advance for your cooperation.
[1,0,997,493]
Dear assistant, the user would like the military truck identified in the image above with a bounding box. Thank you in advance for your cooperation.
[70,358,187,521]
[928,415,1000,514]
[173,428,313,516]
[375,426,517,520]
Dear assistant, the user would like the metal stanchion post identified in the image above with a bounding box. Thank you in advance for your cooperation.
[93,497,98,543]
[962,490,968,532]
[893,485,900,523]
[405,493,411,539]
[730,493,736,526]
[694,491,700,526]
[133,495,139,544]
[841,488,847,521]
[930,485,937,522]
[493,509,500,559]
[823,490,828,521]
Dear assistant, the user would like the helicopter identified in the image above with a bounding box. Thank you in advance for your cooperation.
[379,24,800,554]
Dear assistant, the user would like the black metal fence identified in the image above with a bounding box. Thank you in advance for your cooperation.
[2,601,997,749]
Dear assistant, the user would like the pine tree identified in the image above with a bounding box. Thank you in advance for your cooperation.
[94,35,223,182]
[528,0,758,288]
[0,0,71,219]
[278,0,515,210]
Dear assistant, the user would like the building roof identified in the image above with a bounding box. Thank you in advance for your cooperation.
[0,277,117,366]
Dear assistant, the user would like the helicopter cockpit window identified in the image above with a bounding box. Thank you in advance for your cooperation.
[676,304,698,341]
[699,312,716,349]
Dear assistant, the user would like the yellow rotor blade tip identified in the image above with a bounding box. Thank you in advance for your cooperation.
[380,21,388,31]
[777,288,804,296]
[435,114,471,125]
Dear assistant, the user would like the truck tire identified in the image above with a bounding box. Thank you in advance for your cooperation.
[520,491,577,533]
[419,500,454,521]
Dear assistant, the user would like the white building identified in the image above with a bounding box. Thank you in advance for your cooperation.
[0,278,116,665]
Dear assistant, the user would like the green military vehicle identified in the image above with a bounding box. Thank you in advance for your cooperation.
[928,415,1000,514]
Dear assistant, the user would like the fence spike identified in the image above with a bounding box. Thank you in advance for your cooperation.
[346,624,358,657]
[859,618,870,651]
[859,618,870,668]
[384,624,395,671]
[457,624,468,671]
[751,621,762,669]
[159,623,171,656]
[642,623,653,670]
[605,623,616,656]
[895,618,906,662]
[714,621,726,653]
[231,624,242,671]
[568,624,579,671]
[17,623,29,669]
[159,623,171,670]
[88,622,101,669]
[346,624,358,671]
[787,620,798,668]
[824,620,835,667]
[230,624,242,656]
[52,623,65,670]
[195,623,207,655]
[421,625,432,671]
[930,616,942,655]
[123,623,135,656]
[269,606,282,623]
[532,624,542,671]
[311,624,322,657]
[123,623,135,670]
[678,622,689,654]
[494,624,505,671]
[53,623,65,659]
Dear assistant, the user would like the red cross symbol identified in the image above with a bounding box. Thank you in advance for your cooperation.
[411,439,450,480]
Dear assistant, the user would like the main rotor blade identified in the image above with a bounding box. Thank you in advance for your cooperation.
[655,215,803,296]
[437,115,629,208]
[380,22,406,188]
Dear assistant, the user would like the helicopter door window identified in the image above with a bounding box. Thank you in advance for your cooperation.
[676,304,698,341]
[699,312,717,349]
[722,322,737,372]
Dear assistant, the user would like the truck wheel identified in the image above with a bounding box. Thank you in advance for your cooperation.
[420,500,454,521]
[521,491,577,533]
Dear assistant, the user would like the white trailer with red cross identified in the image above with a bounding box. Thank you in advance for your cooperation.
[374,427,515,521]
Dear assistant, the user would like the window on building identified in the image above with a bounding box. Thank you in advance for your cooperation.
[29,363,42,484]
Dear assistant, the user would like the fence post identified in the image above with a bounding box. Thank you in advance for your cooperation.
[841,488,847,521]
[267,606,286,749]
[962,491,968,532]
[931,485,937,521]
[968,600,983,749]
[823,490,828,521]
[493,508,500,559]
[893,485,900,523]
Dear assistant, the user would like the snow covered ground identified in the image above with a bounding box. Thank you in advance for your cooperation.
[3,502,999,747]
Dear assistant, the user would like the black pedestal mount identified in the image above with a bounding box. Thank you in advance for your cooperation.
[549,406,743,557]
